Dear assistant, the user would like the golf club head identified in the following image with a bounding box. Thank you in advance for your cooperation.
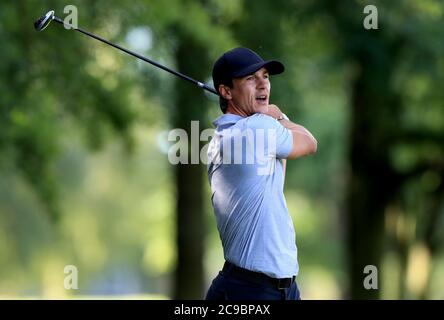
[34,10,55,31]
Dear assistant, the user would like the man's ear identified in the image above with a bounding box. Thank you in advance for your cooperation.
[219,85,232,100]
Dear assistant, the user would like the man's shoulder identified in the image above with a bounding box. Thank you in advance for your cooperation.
[244,113,279,130]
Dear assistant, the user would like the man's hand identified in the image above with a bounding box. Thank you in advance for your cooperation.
[261,104,284,120]
[261,104,317,159]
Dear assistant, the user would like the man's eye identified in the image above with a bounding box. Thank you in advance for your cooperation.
[246,76,254,81]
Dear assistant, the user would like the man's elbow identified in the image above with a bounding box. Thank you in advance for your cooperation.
[287,137,317,159]
[303,138,317,156]
[309,137,318,155]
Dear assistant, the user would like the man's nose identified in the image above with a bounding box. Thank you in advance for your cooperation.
[257,77,268,90]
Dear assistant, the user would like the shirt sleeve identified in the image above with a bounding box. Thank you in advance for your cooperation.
[274,120,293,158]
[247,114,293,159]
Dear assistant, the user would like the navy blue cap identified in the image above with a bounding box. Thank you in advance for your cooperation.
[212,47,285,94]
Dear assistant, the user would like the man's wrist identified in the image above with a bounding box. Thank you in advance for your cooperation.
[277,113,289,121]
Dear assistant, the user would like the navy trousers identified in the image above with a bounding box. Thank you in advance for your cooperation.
[205,265,301,300]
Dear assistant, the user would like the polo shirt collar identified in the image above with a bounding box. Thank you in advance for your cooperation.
[213,114,244,128]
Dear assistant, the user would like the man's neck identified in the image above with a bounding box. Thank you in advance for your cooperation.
[226,104,249,117]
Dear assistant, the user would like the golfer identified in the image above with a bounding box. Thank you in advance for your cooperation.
[205,47,317,300]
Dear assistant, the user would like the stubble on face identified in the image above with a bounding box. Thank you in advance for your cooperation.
[229,68,271,117]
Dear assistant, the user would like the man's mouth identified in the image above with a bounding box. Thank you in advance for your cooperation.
[255,95,268,103]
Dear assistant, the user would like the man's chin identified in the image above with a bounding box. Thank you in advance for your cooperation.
[255,104,269,114]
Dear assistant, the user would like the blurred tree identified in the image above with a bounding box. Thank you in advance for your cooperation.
[0,0,138,222]
[143,0,236,298]
[310,0,444,298]
[2,0,443,300]
[172,38,208,299]
[0,0,227,296]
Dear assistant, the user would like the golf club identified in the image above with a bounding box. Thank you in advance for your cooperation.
[34,10,219,96]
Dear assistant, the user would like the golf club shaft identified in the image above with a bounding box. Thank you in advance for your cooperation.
[52,16,219,96]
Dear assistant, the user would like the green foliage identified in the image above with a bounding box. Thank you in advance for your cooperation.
[0,0,443,299]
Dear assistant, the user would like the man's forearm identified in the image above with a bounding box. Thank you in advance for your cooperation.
[279,119,317,142]
[262,105,317,157]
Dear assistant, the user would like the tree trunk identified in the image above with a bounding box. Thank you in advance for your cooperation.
[345,52,401,299]
[172,34,210,299]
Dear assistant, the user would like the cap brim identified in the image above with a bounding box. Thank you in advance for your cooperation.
[233,60,285,78]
